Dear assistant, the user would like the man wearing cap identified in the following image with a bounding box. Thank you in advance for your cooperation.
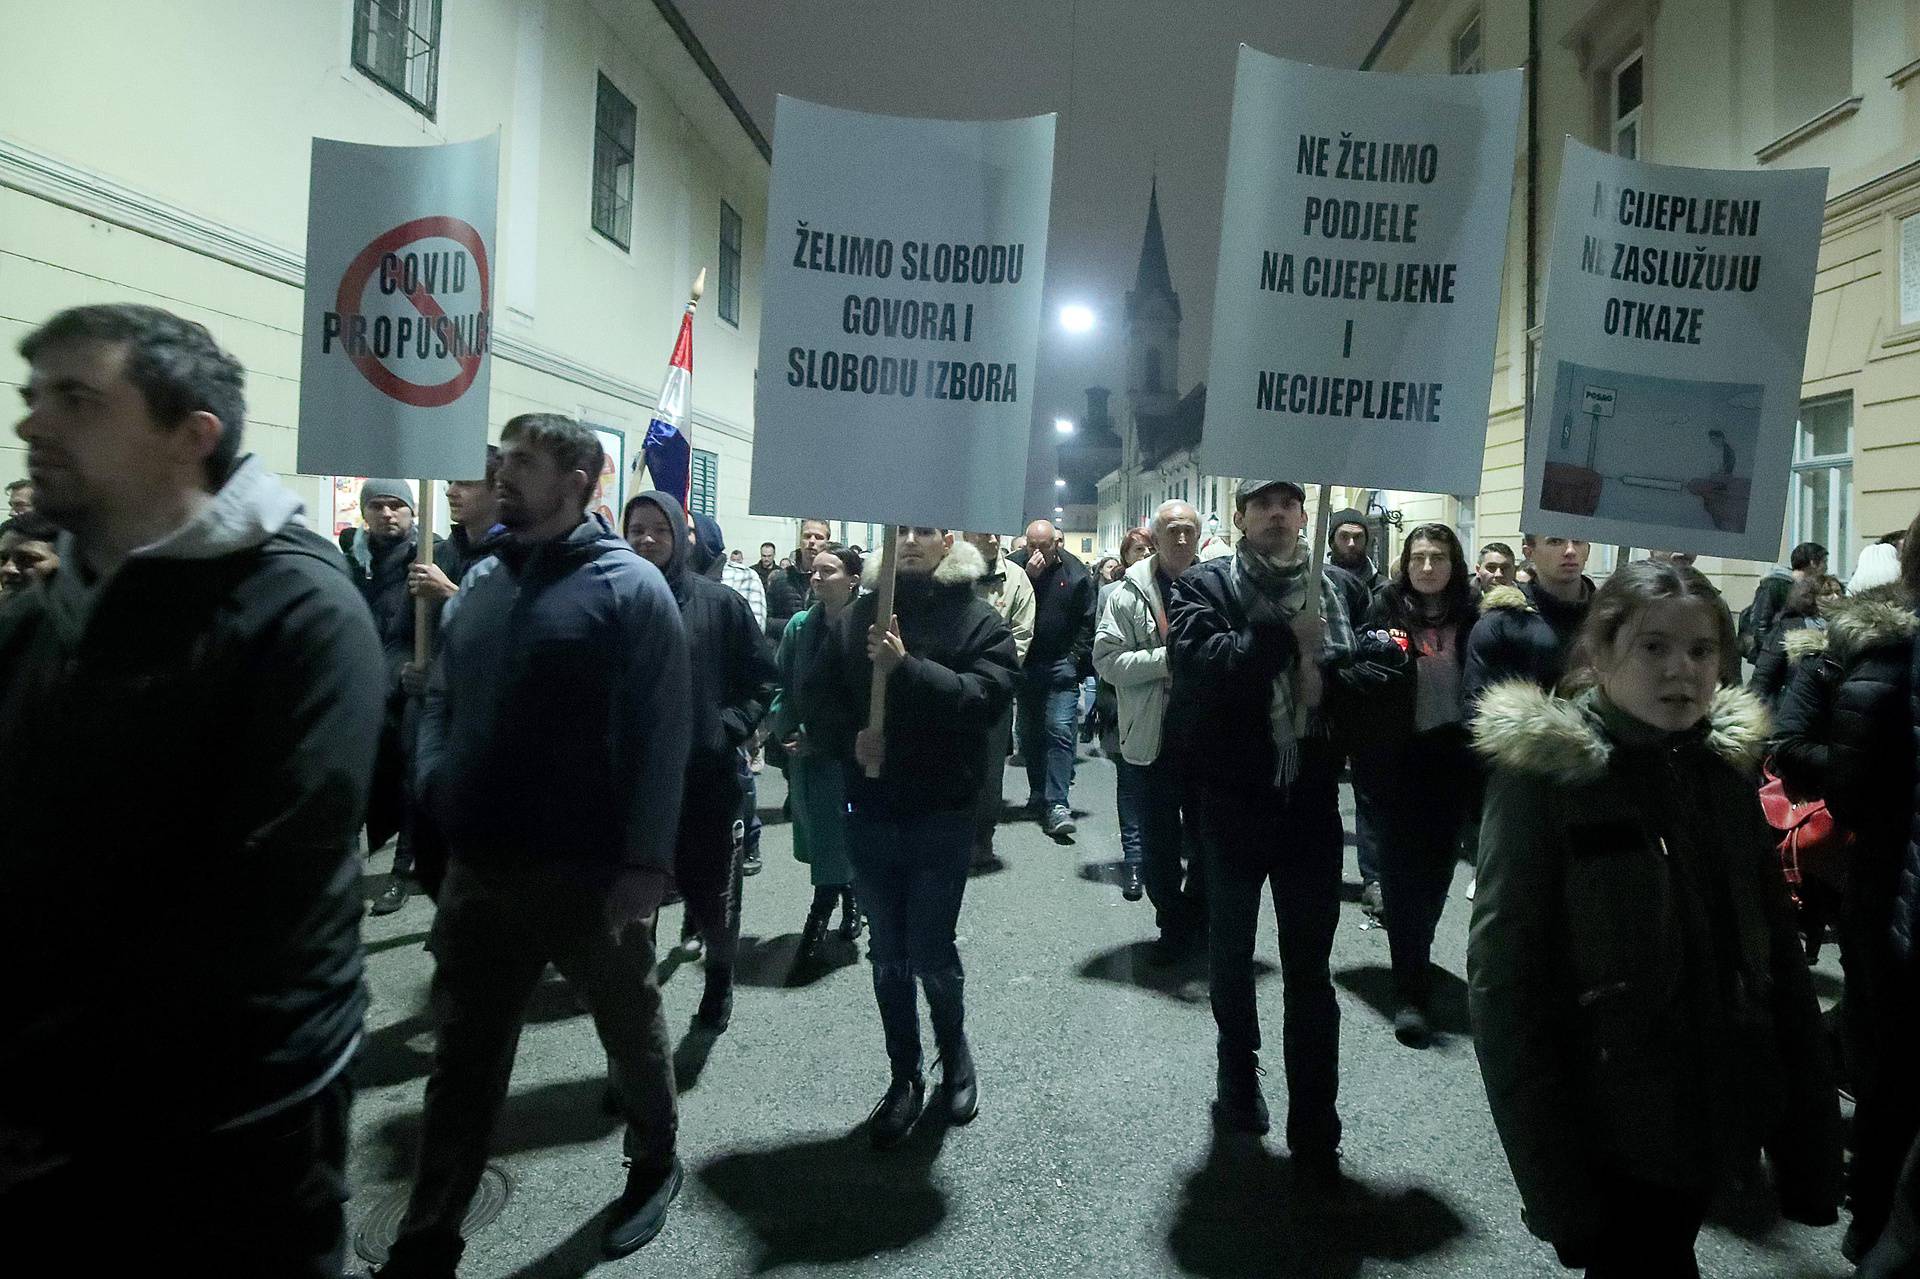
[342,478,445,916]
[1168,479,1356,1181]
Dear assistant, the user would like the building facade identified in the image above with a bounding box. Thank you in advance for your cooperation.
[1366,0,1920,596]
[0,0,791,551]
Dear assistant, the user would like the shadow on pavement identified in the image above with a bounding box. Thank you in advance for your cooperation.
[369,1076,622,1183]
[354,973,588,1090]
[1334,964,1472,1038]
[1077,939,1253,1004]
[699,1116,951,1269]
[1167,1134,1466,1277]
[674,1025,719,1094]
[498,1211,604,1279]
[366,929,432,956]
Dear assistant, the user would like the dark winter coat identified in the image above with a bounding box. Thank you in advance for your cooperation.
[1462,580,1592,709]
[1334,589,1474,749]
[765,561,810,643]
[416,514,691,879]
[440,520,505,588]
[1469,681,1842,1252]
[0,457,386,1183]
[1746,567,1796,658]
[1024,547,1097,686]
[1747,615,1827,713]
[628,492,778,773]
[804,540,1018,815]
[341,525,446,691]
[1166,552,1356,795]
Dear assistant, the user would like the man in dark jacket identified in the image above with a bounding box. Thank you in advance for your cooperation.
[1463,531,1593,709]
[625,491,778,1032]
[765,517,829,643]
[342,476,446,915]
[381,415,691,1275]
[1168,480,1355,1178]
[805,528,1017,1145]
[1328,507,1386,598]
[0,304,385,1274]
[1019,517,1097,836]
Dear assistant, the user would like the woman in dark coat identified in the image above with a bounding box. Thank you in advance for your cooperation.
[1470,559,1841,1276]
[1747,573,1842,713]
[1340,523,1477,1047]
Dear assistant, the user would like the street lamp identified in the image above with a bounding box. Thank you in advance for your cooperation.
[1054,417,1075,435]
[1059,303,1095,334]
[1054,477,1067,488]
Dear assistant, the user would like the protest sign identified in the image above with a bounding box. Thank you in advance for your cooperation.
[1522,141,1826,559]
[297,134,498,481]
[750,96,1055,534]
[1201,48,1522,496]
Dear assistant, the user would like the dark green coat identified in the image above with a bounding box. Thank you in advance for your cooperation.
[1467,682,1841,1251]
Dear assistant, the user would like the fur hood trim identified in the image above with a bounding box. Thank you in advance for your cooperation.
[1480,583,1532,615]
[1820,588,1918,662]
[1472,680,1770,783]
[867,536,988,588]
[1782,627,1829,663]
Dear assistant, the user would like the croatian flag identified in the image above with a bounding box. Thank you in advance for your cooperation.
[641,308,693,508]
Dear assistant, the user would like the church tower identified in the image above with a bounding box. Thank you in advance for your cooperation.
[1125,178,1181,422]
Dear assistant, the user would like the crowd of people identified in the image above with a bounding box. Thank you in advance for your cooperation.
[1,301,1917,1278]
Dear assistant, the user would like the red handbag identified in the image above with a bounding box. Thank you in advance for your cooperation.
[1759,767,1851,891]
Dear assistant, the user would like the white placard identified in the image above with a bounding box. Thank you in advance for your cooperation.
[1523,142,1827,560]
[297,134,499,481]
[750,97,1054,532]
[1200,48,1522,496]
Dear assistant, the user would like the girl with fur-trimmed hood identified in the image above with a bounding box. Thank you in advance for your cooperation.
[1468,558,1841,1274]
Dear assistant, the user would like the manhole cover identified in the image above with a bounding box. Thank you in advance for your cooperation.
[353,1163,513,1265]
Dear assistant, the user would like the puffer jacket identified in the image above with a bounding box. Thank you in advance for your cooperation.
[804,539,1018,815]
[1469,681,1841,1253]
[1747,616,1826,713]
[1462,580,1591,710]
[1092,555,1175,765]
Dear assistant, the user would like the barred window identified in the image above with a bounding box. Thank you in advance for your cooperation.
[353,0,441,117]
[593,74,637,250]
[690,448,719,518]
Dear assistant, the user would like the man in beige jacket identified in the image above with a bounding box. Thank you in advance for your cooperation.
[965,531,1035,867]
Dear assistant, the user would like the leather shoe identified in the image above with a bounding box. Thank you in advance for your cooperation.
[1121,865,1143,901]
[869,1073,925,1149]
[602,1156,682,1257]
[1212,1055,1270,1135]
[370,877,412,916]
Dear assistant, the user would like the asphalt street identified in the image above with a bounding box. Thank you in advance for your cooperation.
[347,748,1856,1278]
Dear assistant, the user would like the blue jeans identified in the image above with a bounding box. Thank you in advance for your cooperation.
[1017,673,1078,810]
[1118,754,1206,933]
[1114,757,1148,868]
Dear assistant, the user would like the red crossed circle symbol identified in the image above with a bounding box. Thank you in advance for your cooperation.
[334,216,491,408]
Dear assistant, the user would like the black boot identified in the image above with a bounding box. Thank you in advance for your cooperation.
[796,889,835,969]
[868,1072,925,1149]
[1212,1049,1270,1135]
[838,886,863,942]
[370,875,412,916]
[695,963,734,1033]
[1392,969,1432,1048]
[922,968,977,1124]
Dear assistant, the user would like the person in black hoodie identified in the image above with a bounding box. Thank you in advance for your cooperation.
[382,417,691,1275]
[625,491,778,1033]
[0,304,385,1274]
[1018,518,1096,837]
[805,527,1017,1147]
[1463,531,1594,709]
[342,476,446,915]
[1340,523,1477,1047]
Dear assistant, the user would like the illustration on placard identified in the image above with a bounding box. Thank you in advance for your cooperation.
[1538,362,1759,534]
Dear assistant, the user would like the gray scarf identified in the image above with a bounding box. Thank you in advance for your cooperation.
[1230,542,1314,787]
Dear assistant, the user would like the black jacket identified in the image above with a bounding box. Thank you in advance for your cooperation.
[341,525,446,690]
[805,540,1017,815]
[1025,548,1097,685]
[1335,590,1474,749]
[628,492,778,772]
[765,561,810,643]
[1167,553,1355,795]
[1747,615,1826,714]
[1470,683,1841,1250]
[440,520,504,588]
[1463,580,1592,710]
[0,458,386,1181]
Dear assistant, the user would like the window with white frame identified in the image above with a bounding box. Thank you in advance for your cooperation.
[1455,495,1477,554]
[1451,11,1484,75]
[1611,50,1644,158]
[1791,395,1854,578]
[353,0,441,116]
[592,74,637,250]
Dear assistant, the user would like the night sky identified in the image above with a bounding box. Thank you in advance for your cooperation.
[674,0,1401,518]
